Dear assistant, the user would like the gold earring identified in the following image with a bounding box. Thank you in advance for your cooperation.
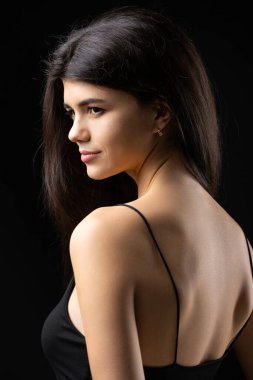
[153,128,163,136]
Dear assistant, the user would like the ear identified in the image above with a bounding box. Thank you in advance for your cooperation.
[152,100,171,134]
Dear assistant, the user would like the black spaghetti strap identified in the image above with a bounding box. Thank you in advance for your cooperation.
[243,230,253,279]
[224,309,253,355]
[116,203,180,363]
[221,230,253,353]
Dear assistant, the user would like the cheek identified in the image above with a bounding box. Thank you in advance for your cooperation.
[107,129,142,163]
[85,116,153,179]
[101,114,152,151]
[91,110,154,174]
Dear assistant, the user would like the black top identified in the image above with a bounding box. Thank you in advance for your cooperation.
[41,204,253,380]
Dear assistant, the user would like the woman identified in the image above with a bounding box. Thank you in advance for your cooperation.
[40,5,253,380]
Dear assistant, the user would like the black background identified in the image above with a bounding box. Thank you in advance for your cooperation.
[0,1,252,379]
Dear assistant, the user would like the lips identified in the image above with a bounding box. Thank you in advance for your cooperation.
[79,150,101,155]
[79,150,101,163]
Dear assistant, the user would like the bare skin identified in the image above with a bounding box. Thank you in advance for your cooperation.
[64,80,253,379]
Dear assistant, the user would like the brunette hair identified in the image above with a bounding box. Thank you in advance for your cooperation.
[40,5,222,278]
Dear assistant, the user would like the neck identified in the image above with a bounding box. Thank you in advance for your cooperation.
[127,144,190,198]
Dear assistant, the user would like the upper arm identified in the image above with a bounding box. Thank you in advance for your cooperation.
[69,207,145,380]
[233,238,253,379]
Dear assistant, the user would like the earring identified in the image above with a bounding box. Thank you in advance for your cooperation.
[153,128,163,136]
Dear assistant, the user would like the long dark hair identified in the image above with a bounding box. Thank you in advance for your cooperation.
[40,5,222,279]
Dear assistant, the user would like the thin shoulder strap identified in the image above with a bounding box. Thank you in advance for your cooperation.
[117,203,180,363]
[222,230,253,354]
[243,230,253,279]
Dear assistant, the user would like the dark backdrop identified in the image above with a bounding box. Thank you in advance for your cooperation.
[0,1,251,379]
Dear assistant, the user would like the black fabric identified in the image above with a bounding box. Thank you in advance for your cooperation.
[41,204,253,380]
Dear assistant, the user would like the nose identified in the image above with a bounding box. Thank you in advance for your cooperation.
[68,117,90,143]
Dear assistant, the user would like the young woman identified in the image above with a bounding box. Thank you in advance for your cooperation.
[40,5,253,380]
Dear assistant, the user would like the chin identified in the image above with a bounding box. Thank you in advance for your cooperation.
[86,167,121,180]
[87,168,114,181]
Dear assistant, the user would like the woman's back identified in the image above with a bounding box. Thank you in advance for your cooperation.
[118,171,253,368]
[65,168,252,370]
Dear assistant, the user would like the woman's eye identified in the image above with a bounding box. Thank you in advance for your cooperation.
[64,107,103,120]
[88,107,103,116]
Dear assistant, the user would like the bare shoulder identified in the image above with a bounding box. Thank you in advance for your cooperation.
[70,204,144,250]
[69,205,148,281]
[72,204,138,230]
[69,205,147,379]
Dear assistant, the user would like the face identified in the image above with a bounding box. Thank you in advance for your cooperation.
[63,80,159,180]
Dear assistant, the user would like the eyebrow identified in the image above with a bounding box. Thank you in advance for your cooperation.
[63,98,106,108]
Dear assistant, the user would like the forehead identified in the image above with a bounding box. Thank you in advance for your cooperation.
[63,80,110,98]
[62,79,137,106]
